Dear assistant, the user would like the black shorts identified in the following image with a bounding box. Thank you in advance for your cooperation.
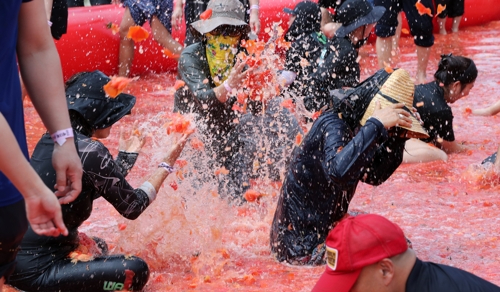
[435,0,465,19]
[373,0,435,47]
[317,0,346,9]
[123,0,173,33]
[0,199,27,280]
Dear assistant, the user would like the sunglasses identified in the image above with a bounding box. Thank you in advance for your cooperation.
[209,25,244,37]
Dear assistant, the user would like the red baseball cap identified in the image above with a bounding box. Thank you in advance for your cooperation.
[311,214,409,292]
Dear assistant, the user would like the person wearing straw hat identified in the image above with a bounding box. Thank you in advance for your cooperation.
[174,0,254,170]
[8,71,192,292]
[302,0,386,113]
[403,54,477,163]
[311,214,500,292]
[270,68,428,266]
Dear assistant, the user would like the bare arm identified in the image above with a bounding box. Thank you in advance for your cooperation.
[171,0,184,31]
[472,100,500,116]
[439,140,467,154]
[248,0,261,34]
[44,0,53,20]
[146,133,191,192]
[0,114,67,237]
[17,0,82,203]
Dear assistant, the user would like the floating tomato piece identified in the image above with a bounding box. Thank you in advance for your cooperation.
[106,22,119,35]
[173,80,185,90]
[126,25,150,42]
[200,8,212,20]
[401,28,410,35]
[190,137,204,150]
[165,113,192,135]
[103,76,132,98]
[169,181,178,191]
[175,159,188,168]
[312,111,321,120]
[214,166,229,176]
[244,189,261,202]
[436,4,446,16]
[415,1,433,17]
[118,223,127,230]
[295,133,303,145]
[281,99,295,110]
[163,48,180,59]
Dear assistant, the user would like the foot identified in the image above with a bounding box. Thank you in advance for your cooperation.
[415,73,427,85]
[439,29,447,35]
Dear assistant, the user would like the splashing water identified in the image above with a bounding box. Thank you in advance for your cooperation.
[10,21,500,291]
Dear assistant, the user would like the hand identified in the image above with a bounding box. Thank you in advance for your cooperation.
[24,188,68,237]
[171,6,183,31]
[226,59,251,90]
[118,120,146,152]
[52,140,82,204]
[164,132,193,166]
[371,100,413,129]
[249,11,261,35]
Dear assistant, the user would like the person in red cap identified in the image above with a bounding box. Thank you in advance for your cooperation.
[312,214,500,292]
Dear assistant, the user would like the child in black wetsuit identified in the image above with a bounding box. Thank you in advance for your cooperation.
[9,71,191,292]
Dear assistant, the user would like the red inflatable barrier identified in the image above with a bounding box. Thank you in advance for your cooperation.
[56,0,500,80]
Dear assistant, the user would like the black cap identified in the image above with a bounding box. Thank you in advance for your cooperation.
[335,0,385,38]
[66,71,136,130]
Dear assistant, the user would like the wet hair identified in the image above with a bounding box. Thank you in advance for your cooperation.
[434,54,477,90]
[66,71,94,136]
[65,71,89,90]
[69,110,94,137]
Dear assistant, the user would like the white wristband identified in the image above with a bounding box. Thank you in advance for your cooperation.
[250,4,259,10]
[51,128,74,146]
[158,162,175,173]
[223,80,233,93]
[139,181,157,203]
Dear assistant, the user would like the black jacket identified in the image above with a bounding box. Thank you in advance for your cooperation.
[270,109,406,265]
[303,36,360,112]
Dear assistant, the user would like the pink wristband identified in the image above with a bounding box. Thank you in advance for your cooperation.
[51,128,74,146]
[223,80,233,93]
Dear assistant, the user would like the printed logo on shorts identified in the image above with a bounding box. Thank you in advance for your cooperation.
[326,246,338,270]
[103,281,124,291]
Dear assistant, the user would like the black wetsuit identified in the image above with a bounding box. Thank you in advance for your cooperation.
[413,81,455,144]
[270,110,406,265]
[9,132,150,292]
[406,258,500,292]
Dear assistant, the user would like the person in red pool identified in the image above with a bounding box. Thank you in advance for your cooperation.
[312,214,500,292]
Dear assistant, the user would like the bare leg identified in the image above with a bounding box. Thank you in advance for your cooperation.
[451,16,462,33]
[376,36,394,68]
[403,139,448,163]
[415,45,431,84]
[437,17,447,35]
[150,16,183,60]
[118,8,136,77]
[1,276,4,291]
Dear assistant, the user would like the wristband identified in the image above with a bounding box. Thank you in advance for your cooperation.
[138,181,157,203]
[158,162,175,173]
[250,4,259,10]
[51,128,74,146]
[223,80,233,93]
[48,20,53,27]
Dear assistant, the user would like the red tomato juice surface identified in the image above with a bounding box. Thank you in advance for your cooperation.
[10,21,500,292]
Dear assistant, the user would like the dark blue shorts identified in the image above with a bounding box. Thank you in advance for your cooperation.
[435,0,464,19]
[123,0,173,33]
[373,0,434,47]
[0,199,27,280]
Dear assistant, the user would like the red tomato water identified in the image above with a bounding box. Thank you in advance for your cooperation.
[9,21,500,292]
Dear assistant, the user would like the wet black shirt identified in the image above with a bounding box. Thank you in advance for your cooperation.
[303,36,360,113]
[17,132,150,276]
[414,81,455,143]
[270,111,406,265]
[407,258,500,292]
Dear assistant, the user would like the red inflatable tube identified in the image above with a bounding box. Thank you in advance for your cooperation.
[56,0,500,80]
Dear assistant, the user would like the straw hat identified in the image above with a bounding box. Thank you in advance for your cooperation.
[360,69,429,139]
